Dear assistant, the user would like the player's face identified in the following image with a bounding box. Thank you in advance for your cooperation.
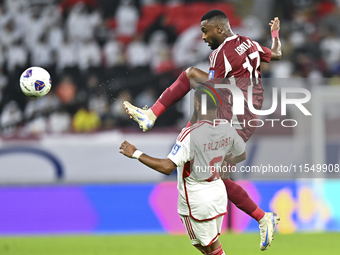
[200,20,220,50]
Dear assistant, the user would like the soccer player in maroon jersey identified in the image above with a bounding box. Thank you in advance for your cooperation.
[123,9,281,251]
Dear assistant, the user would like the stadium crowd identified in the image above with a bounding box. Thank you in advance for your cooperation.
[0,0,340,135]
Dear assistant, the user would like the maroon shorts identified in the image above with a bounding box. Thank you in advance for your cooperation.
[217,89,264,142]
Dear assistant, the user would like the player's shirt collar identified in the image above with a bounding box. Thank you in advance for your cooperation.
[224,34,238,42]
[196,120,217,126]
[212,34,239,55]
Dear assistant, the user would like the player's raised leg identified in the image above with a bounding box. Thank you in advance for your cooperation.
[217,93,280,251]
[123,67,208,131]
[223,178,279,250]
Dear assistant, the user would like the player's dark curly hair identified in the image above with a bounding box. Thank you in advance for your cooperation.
[201,9,228,22]
[194,84,221,110]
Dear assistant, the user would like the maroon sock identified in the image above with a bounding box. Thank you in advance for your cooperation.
[224,178,265,221]
[150,71,190,117]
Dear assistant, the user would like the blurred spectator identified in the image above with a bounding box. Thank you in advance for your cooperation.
[66,2,89,42]
[78,37,101,70]
[148,30,173,72]
[115,0,139,38]
[0,46,4,69]
[172,25,210,67]
[88,76,108,116]
[0,100,22,131]
[6,39,27,73]
[30,34,53,68]
[42,5,62,29]
[126,35,150,68]
[24,92,60,120]
[320,28,340,71]
[23,9,48,51]
[66,3,102,43]
[0,68,8,103]
[236,15,264,41]
[103,36,125,67]
[13,4,30,37]
[86,74,100,95]
[289,11,316,48]
[56,76,77,104]
[25,114,47,135]
[144,15,177,45]
[88,7,103,35]
[135,87,156,108]
[4,0,28,15]
[48,109,72,133]
[73,103,101,132]
[100,103,115,129]
[1,19,22,49]
[48,21,64,51]
[57,36,79,72]
[88,94,106,114]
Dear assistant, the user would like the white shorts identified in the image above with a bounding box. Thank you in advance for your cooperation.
[180,214,224,247]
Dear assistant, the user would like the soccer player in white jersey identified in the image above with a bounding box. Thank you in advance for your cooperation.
[123,9,281,251]
[120,85,247,255]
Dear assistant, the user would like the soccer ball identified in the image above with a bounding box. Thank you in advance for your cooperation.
[20,67,52,98]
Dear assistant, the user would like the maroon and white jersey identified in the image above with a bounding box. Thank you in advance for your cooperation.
[208,34,271,94]
[167,120,246,221]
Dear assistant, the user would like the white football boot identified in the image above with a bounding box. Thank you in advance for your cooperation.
[123,101,157,132]
[259,212,280,251]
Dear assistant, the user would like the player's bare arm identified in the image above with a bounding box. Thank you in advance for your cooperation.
[220,151,247,180]
[224,151,247,164]
[119,140,177,175]
[269,17,282,60]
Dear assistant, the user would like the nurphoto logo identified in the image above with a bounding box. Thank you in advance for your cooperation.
[200,83,312,128]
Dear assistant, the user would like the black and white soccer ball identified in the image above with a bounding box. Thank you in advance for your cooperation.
[20,67,52,98]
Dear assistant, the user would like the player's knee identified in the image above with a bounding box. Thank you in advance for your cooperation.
[185,67,196,79]
[185,67,208,81]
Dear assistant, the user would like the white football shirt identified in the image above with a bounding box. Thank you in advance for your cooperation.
[167,120,246,221]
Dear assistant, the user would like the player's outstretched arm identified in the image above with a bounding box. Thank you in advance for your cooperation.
[223,151,247,164]
[269,17,282,60]
[119,140,177,175]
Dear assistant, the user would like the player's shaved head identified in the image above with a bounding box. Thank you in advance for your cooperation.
[201,9,229,24]
[201,9,229,29]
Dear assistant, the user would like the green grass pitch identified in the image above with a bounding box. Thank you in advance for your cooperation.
[0,232,339,255]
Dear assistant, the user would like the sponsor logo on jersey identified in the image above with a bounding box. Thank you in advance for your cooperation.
[171,144,181,155]
[208,70,215,79]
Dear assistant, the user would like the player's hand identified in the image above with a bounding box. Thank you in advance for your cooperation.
[269,17,280,32]
[119,140,137,158]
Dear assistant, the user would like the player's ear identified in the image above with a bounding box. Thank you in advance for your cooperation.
[216,25,223,35]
